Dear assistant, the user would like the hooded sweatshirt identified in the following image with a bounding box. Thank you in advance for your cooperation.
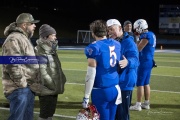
[2,22,39,97]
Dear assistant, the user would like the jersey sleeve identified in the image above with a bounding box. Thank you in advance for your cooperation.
[140,33,148,40]
[84,43,99,59]
[140,32,155,46]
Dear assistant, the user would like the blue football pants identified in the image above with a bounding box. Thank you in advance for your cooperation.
[91,86,118,120]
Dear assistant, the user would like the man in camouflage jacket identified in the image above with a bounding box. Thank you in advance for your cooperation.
[2,13,40,120]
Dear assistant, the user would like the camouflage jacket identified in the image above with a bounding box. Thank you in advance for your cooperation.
[35,38,66,96]
[2,22,40,97]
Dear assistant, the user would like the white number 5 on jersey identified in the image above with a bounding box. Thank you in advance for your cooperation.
[109,46,117,67]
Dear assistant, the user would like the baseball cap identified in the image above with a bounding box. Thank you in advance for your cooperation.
[123,20,132,27]
[106,19,121,27]
[16,13,40,24]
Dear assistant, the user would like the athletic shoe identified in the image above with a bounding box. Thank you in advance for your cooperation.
[129,104,142,111]
[141,102,150,109]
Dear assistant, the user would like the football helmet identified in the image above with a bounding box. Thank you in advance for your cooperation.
[133,19,148,34]
[76,104,100,120]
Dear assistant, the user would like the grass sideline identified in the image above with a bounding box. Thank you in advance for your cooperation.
[0,49,180,120]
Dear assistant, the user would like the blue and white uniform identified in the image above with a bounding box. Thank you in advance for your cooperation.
[85,38,121,120]
[137,31,156,86]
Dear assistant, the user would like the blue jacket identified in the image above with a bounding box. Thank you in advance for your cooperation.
[118,32,139,91]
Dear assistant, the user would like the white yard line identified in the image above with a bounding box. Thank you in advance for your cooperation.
[65,83,180,94]
[34,112,76,119]
[62,69,180,77]
[156,66,180,68]
[0,107,76,119]
[152,74,180,77]
[150,90,180,94]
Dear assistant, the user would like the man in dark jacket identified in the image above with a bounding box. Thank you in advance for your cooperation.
[35,24,66,120]
[123,20,138,44]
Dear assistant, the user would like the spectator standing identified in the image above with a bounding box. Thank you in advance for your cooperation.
[2,13,40,120]
[35,24,66,120]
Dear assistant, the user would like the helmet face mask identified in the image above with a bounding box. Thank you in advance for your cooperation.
[76,104,100,120]
[133,19,148,34]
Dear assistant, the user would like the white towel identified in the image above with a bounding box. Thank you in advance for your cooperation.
[115,85,122,105]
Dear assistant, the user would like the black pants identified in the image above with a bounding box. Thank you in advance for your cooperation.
[115,90,132,120]
[39,95,58,119]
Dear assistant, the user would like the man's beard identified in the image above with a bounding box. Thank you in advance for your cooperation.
[26,28,34,38]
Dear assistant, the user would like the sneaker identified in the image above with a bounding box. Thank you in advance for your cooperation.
[129,104,142,111]
[141,102,150,109]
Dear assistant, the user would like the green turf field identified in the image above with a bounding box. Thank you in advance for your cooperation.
[0,49,180,120]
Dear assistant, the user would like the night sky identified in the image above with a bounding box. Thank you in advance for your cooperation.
[0,0,179,38]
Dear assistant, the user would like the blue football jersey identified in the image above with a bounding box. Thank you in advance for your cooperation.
[84,38,121,88]
[139,31,156,60]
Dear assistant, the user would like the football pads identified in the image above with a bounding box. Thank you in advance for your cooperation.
[76,104,100,120]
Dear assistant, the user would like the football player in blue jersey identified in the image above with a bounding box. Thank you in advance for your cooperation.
[129,19,156,111]
[107,19,139,120]
[82,19,122,120]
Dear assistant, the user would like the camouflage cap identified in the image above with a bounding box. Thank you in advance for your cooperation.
[16,13,40,24]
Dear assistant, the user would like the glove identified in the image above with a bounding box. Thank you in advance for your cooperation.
[82,97,89,108]
[152,59,157,68]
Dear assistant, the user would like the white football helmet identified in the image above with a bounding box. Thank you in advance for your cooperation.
[133,19,148,34]
[76,104,100,120]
